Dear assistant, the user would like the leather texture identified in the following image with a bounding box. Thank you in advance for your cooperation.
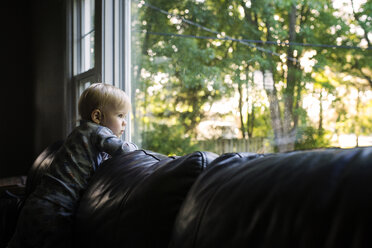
[25,140,64,198]
[7,142,372,248]
[169,147,372,248]
[75,149,218,248]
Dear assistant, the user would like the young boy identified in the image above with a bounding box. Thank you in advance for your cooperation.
[8,83,138,248]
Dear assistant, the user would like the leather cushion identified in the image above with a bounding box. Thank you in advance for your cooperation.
[170,147,372,248]
[75,149,218,248]
[25,140,64,198]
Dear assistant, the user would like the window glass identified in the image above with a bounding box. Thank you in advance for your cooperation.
[82,31,95,72]
[131,0,372,155]
[79,81,93,98]
[81,0,95,72]
[72,0,99,127]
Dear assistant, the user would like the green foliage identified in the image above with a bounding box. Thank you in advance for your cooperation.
[132,0,372,154]
[141,123,199,156]
[295,126,331,150]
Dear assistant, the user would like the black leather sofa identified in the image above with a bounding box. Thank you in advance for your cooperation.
[2,142,372,248]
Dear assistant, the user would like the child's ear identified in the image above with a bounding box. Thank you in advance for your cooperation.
[91,109,102,124]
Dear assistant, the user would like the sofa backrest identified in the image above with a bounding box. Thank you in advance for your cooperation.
[25,140,64,198]
[75,149,218,248]
[169,147,372,248]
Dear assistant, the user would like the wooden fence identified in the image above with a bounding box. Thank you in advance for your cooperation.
[197,138,273,155]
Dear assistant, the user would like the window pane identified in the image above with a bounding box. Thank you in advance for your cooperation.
[82,32,95,72]
[80,0,95,72]
[82,0,94,35]
[76,80,94,125]
[131,0,372,155]
[79,81,92,98]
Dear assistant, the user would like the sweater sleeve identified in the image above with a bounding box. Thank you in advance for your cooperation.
[93,126,138,156]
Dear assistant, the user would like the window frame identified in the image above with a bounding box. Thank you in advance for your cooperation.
[101,0,132,141]
[68,0,132,141]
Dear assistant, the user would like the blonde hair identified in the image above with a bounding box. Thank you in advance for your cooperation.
[78,83,131,121]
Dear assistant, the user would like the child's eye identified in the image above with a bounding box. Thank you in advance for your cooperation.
[118,114,124,118]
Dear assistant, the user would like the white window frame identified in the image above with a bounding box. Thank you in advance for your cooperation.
[101,0,132,141]
[69,0,102,124]
[69,0,132,141]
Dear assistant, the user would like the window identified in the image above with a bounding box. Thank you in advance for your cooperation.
[71,0,132,141]
[70,0,372,155]
[80,0,95,72]
[73,0,97,76]
[100,0,132,141]
[129,0,372,155]
[72,0,101,123]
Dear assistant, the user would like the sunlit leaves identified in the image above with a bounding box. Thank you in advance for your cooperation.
[132,0,372,153]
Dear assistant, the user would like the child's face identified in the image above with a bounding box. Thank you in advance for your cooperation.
[101,107,128,137]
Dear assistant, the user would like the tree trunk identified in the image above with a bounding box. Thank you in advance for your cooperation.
[246,67,254,138]
[263,71,285,152]
[355,89,360,147]
[318,90,323,134]
[261,7,286,152]
[247,106,255,138]
[238,82,246,138]
[282,3,298,151]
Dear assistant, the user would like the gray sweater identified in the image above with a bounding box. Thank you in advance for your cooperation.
[8,121,138,248]
[34,120,138,210]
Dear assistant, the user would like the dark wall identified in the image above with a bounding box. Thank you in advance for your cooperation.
[1,1,34,178]
[1,0,67,178]
[32,0,67,163]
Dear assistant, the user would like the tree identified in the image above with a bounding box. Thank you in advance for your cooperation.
[131,0,371,153]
